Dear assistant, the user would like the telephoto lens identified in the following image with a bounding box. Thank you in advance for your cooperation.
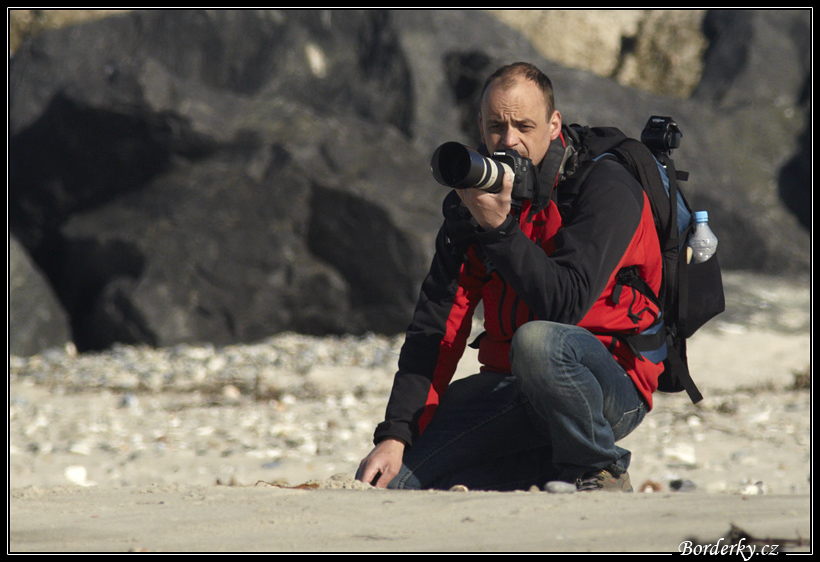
[430,142,511,193]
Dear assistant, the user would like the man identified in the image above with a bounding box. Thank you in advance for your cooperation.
[356,62,663,492]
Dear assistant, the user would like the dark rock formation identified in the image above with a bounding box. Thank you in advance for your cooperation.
[8,9,810,354]
[9,236,72,356]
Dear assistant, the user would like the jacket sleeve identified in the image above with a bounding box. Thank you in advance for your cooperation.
[475,160,645,324]
[373,193,488,447]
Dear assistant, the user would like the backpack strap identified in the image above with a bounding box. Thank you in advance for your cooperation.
[529,127,575,221]
[612,259,704,404]
[664,335,703,403]
[611,265,658,324]
[633,149,704,403]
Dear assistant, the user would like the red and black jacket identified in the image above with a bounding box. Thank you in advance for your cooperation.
[374,155,663,448]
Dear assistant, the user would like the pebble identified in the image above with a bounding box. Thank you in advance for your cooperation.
[544,481,576,494]
[64,465,96,487]
[9,332,403,488]
[662,443,697,467]
[7,328,811,494]
[669,479,697,492]
[638,480,663,493]
[8,332,404,396]
[740,480,769,495]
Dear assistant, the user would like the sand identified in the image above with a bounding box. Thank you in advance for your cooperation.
[8,272,812,553]
[8,482,811,553]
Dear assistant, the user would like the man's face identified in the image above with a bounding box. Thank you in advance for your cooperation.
[478,77,562,167]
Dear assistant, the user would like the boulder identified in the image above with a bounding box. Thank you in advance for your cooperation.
[8,9,811,354]
[9,235,71,356]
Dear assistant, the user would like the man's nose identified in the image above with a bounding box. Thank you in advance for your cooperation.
[502,128,520,148]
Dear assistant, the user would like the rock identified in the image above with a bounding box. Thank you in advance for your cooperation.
[64,465,96,487]
[489,10,709,99]
[9,10,444,350]
[663,443,697,467]
[687,9,812,271]
[544,480,577,494]
[9,235,71,356]
[638,480,663,493]
[740,480,768,495]
[8,9,811,355]
[670,479,697,493]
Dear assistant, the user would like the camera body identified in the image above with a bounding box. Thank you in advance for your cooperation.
[430,141,538,208]
[641,116,682,156]
[490,148,537,203]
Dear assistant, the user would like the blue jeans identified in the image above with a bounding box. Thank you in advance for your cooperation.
[387,321,647,490]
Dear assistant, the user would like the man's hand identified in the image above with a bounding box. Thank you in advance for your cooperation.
[455,171,514,230]
[355,437,406,488]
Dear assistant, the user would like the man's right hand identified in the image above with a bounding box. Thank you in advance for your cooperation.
[455,170,515,231]
[355,437,406,488]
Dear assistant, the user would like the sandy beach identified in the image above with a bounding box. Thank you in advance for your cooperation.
[8,272,812,553]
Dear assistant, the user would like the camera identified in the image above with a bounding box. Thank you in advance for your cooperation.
[430,141,537,204]
[641,116,682,156]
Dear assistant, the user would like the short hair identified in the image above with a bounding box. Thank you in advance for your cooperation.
[480,62,556,117]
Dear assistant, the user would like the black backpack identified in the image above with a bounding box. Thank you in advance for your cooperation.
[553,116,725,404]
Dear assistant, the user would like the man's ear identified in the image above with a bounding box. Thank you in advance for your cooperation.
[478,111,486,145]
[549,110,562,141]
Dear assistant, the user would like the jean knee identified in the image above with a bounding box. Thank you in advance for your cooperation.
[511,321,552,356]
[510,322,561,386]
[511,321,566,366]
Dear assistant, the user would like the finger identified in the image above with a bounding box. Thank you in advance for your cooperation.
[355,458,377,483]
[359,459,390,487]
[504,171,515,193]
[354,461,366,481]
[373,468,395,488]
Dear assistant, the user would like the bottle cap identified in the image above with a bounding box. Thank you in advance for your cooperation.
[694,211,709,222]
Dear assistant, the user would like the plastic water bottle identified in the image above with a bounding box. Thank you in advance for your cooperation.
[688,211,718,263]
